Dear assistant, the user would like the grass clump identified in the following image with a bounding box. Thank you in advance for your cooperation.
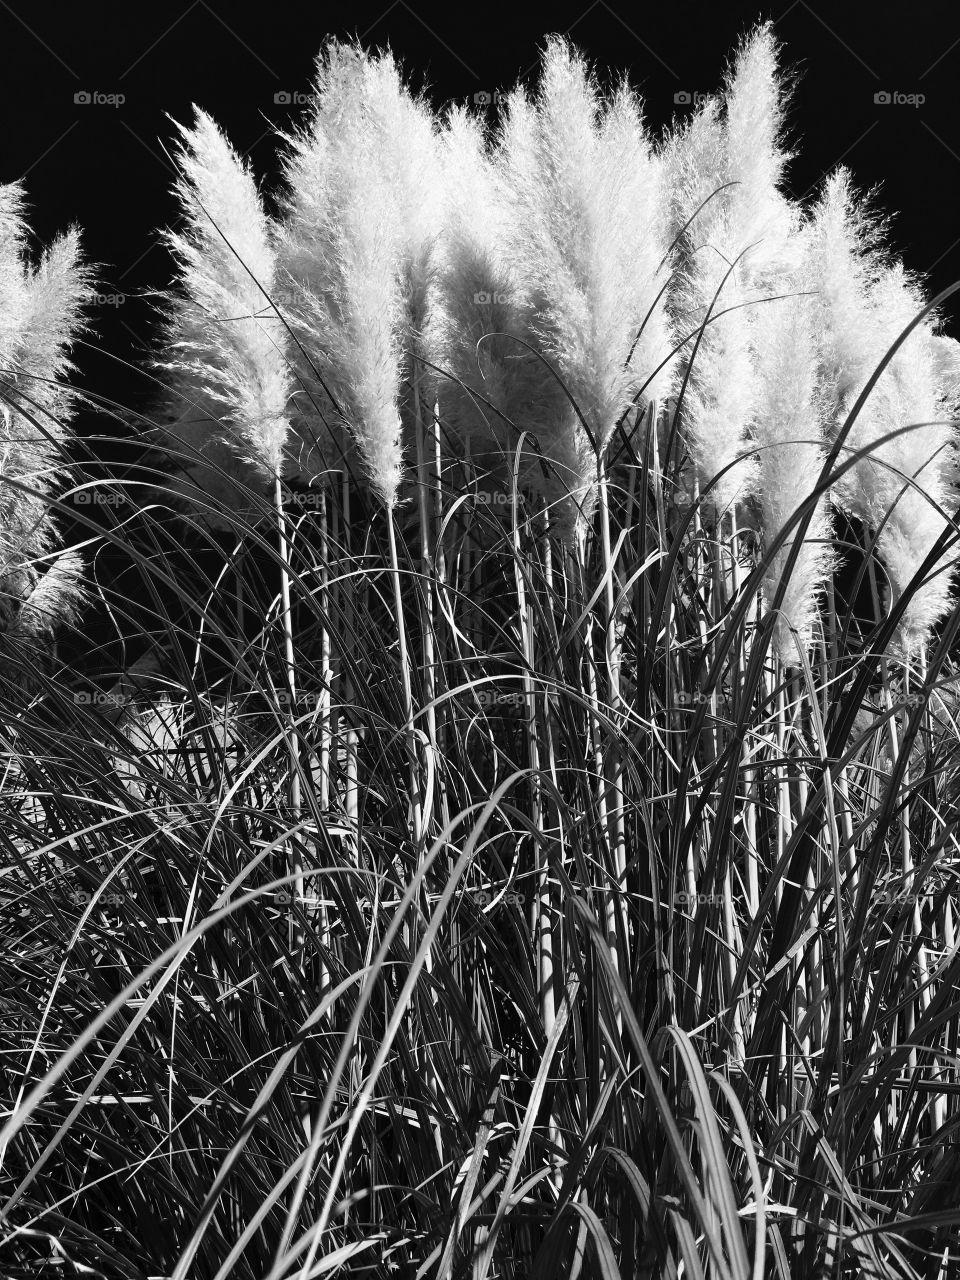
[2,21,960,1280]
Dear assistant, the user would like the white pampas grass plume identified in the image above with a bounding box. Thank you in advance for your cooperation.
[424,106,551,488]
[806,171,957,652]
[276,41,441,507]
[0,196,91,648]
[664,96,758,510]
[721,21,798,285]
[15,228,92,427]
[803,167,888,413]
[157,107,292,480]
[752,281,833,662]
[494,36,676,532]
[865,265,957,652]
[12,546,84,642]
[0,183,29,370]
[929,333,960,409]
[665,23,801,513]
[150,390,272,532]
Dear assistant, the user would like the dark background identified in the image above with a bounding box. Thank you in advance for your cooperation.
[2,0,959,431]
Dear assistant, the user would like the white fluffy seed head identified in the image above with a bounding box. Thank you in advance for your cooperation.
[492,36,677,537]
[276,41,442,508]
[721,21,798,285]
[664,23,801,515]
[157,107,292,480]
[867,266,956,653]
[0,189,90,648]
[423,106,539,488]
[13,546,84,642]
[0,183,29,373]
[806,183,958,655]
[751,264,834,663]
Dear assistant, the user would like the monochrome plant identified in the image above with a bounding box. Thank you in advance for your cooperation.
[2,24,960,1280]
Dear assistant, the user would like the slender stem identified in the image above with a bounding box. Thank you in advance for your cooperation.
[273,474,304,951]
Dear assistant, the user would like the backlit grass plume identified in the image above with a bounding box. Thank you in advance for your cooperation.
[424,106,547,487]
[803,167,888,412]
[664,97,757,510]
[751,274,833,663]
[0,184,29,369]
[721,20,798,287]
[494,36,675,532]
[665,22,799,512]
[276,40,441,507]
[12,546,84,645]
[0,185,90,649]
[867,264,958,651]
[153,107,292,521]
[806,170,958,651]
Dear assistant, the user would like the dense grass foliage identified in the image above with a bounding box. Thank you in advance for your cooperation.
[2,21,960,1280]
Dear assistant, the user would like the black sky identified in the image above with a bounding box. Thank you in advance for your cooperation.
[2,0,960,419]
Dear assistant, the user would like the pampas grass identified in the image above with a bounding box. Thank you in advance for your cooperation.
[865,264,957,652]
[494,36,675,534]
[665,93,759,511]
[276,41,441,508]
[806,170,958,651]
[5,26,960,1280]
[751,279,833,663]
[151,107,293,534]
[425,106,540,489]
[0,184,90,661]
[665,22,799,514]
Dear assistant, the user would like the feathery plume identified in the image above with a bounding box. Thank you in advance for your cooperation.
[721,20,798,286]
[928,333,960,408]
[867,265,957,652]
[0,201,91,648]
[149,389,271,531]
[494,36,676,533]
[424,106,549,489]
[276,41,442,507]
[803,168,889,412]
[806,171,957,651]
[751,268,833,662]
[665,23,799,512]
[0,183,28,370]
[156,107,292,484]
[12,546,84,643]
[663,95,757,511]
